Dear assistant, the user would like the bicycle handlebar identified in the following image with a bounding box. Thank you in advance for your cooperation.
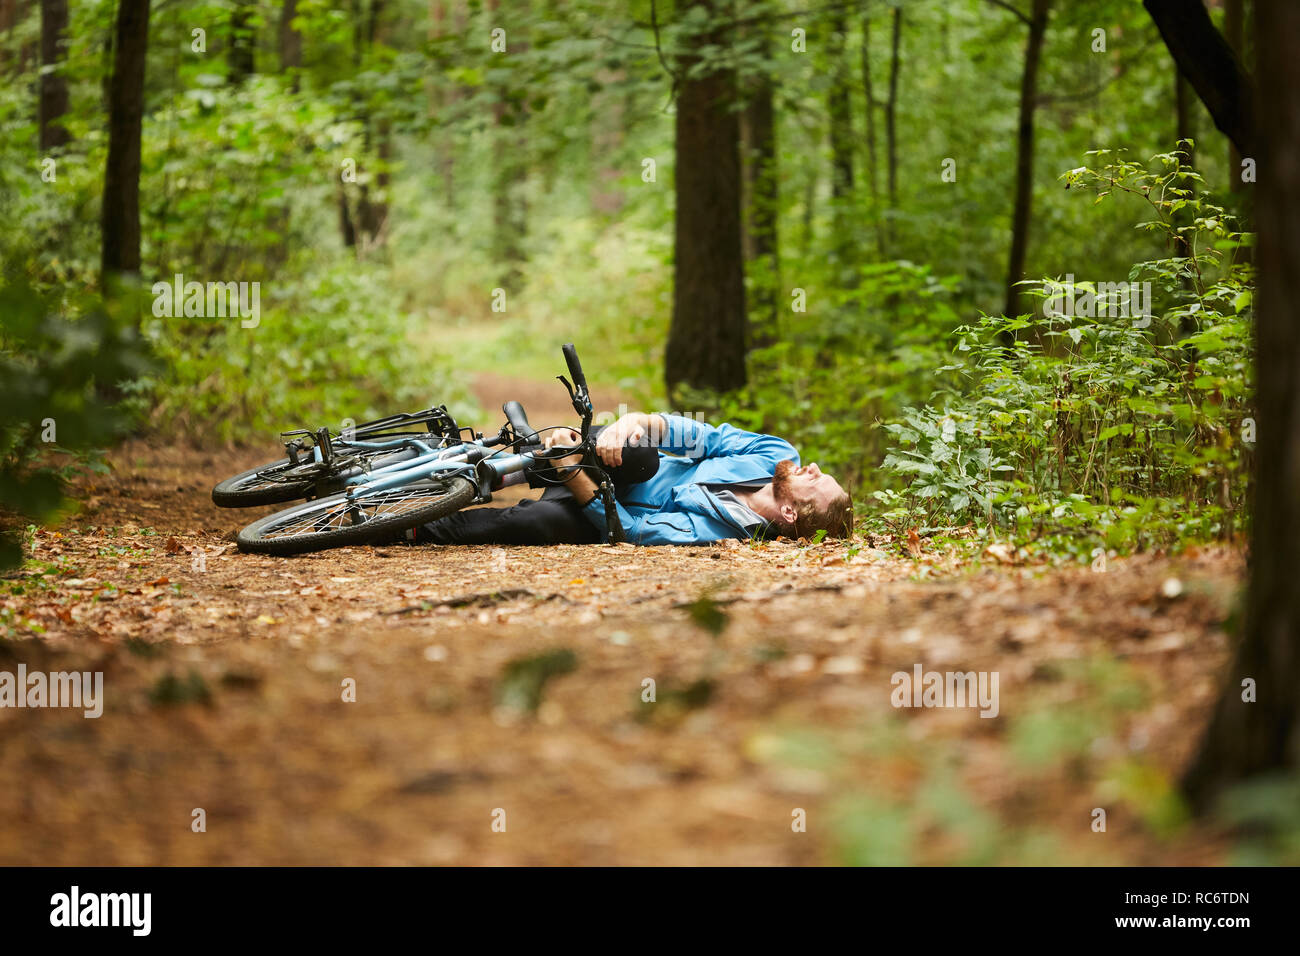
[562,343,587,393]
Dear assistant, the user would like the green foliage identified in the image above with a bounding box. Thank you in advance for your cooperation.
[689,261,961,494]
[494,648,578,715]
[1218,772,1300,865]
[0,272,154,567]
[142,264,478,439]
[879,150,1253,557]
[149,669,213,707]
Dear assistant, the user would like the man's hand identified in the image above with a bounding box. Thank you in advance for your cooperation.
[596,412,662,467]
[542,427,598,506]
[542,427,584,472]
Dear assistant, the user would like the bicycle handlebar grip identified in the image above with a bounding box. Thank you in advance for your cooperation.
[562,343,587,392]
[502,401,538,444]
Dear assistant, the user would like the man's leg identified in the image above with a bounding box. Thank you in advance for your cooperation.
[407,488,600,545]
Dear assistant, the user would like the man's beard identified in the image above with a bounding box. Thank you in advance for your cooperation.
[772,459,797,502]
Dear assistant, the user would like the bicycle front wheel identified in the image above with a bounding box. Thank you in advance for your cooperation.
[236,477,476,556]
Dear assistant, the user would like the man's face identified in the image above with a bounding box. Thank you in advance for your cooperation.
[774,460,845,512]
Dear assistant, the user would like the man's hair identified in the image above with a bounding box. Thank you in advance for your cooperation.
[772,488,855,540]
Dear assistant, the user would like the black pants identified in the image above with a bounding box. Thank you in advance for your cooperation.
[409,483,601,545]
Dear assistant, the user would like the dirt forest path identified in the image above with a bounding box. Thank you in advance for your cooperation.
[0,395,1244,864]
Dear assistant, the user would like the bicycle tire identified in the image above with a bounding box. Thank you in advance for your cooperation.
[236,477,476,556]
[212,438,430,508]
[212,460,314,508]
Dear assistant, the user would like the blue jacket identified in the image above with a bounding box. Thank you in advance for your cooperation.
[581,414,799,545]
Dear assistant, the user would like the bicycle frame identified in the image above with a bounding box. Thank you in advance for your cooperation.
[320,436,542,502]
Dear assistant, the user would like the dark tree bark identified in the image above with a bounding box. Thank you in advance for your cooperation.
[885,5,901,215]
[1224,0,1246,191]
[827,13,855,201]
[827,12,855,270]
[229,0,256,83]
[1144,0,1254,158]
[0,0,16,71]
[356,0,390,250]
[1002,0,1050,322]
[279,0,302,82]
[1183,0,1300,811]
[740,33,778,348]
[861,6,885,258]
[101,0,151,288]
[1175,68,1194,165]
[338,184,357,248]
[38,0,70,150]
[665,0,746,396]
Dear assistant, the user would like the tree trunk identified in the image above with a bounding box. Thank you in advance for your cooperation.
[1002,0,1050,322]
[1175,68,1194,165]
[229,0,255,83]
[101,0,151,288]
[1144,0,1254,158]
[741,37,778,349]
[1183,0,1300,812]
[279,0,302,84]
[665,0,746,396]
[1225,0,1245,192]
[885,5,902,250]
[338,184,357,248]
[0,0,16,74]
[827,13,855,201]
[38,0,70,150]
[861,7,885,258]
[358,0,390,250]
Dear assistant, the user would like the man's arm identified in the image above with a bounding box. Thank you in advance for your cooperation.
[598,411,796,463]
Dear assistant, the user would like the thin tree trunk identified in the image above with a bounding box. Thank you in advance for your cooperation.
[358,0,390,250]
[828,13,855,201]
[229,0,255,83]
[0,0,16,74]
[1225,0,1245,192]
[279,0,302,86]
[741,34,778,348]
[1176,68,1194,165]
[1183,0,1300,811]
[861,7,885,258]
[101,0,151,288]
[1002,0,1050,322]
[338,183,357,248]
[38,0,70,150]
[665,0,746,396]
[885,5,902,250]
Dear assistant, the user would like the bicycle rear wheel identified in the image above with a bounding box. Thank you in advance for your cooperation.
[236,477,476,556]
[212,439,427,508]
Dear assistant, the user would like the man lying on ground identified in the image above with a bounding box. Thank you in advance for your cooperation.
[400,412,853,546]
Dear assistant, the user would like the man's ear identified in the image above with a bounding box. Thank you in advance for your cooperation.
[779,501,798,526]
